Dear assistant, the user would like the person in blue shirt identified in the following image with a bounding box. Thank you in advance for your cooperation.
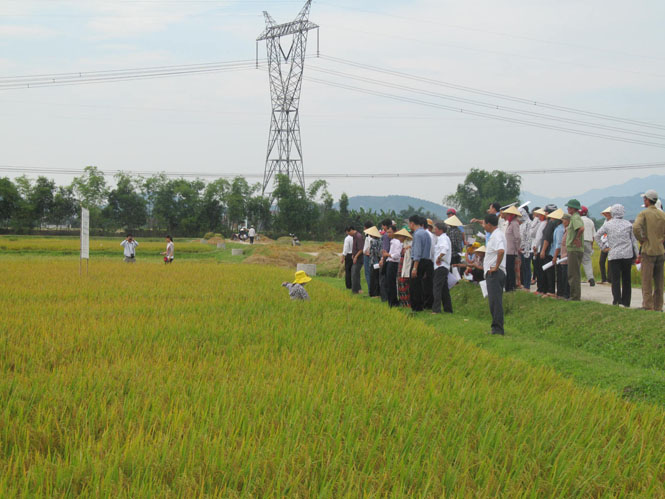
[408,215,434,311]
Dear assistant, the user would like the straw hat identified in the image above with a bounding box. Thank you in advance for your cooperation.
[502,206,522,216]
[444,214,463,227]
[601,206,612,214]
[547,208,564,220]
[426,218,434,227]
[394,228,413,239]
[533,208,546,216]
[363,226,381,239]
[293,271,312,285]
[475,245,487,253]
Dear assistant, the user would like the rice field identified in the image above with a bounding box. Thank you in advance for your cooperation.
[2,256,665,496]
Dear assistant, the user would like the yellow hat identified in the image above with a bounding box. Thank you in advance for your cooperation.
[394,228,413,239]
[601,206,612,214]
[471,242,481,249]
[444,214,463,227]
[533,208,546,216]
[363,226,381,238]
[293,271,312,285]
[475,245,487,253]
[502,206,522,216]
[547,208,564,220]
[426,218,434,227]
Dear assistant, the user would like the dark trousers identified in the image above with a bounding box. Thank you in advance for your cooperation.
[379,264,388,302]
[610,258,633,307]
[568,251,583,301]
[556,264,570,299]
[249,237,254,244]
[535,255,545,293]
[521,255,532,289]
[486,269,506,335]
[351,258,364,293]
[364,255,372,291]
[432,266,453,314]
[599,250,611,283]
[344,255,353,289]
[386,261,399,307]
[370,267,380,297]
[410,259,434,311]
[505,254,517,292]
[543,255,555,294]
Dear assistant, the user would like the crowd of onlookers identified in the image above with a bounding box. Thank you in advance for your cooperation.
[333,189,665,335]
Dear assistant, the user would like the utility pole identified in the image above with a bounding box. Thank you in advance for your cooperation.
[257,0,319,195]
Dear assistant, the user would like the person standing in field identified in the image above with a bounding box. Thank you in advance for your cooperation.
[552,214,570,299]
[483,214,507,335]
[599,206,613,284]
[432,222,453,314]
[379,218,392,302]
[121,234,139,263]
[633,190,665,311]
[445,209,465,267]
[503,206,522,292]
[248,226,256,245]
[382,225,402,307]
[363,221,373,293]
[519,207,533,289]
[350,226,365,294]
[539,206,559,296]
[396,228,413,308]
[565,199,585,301]
[580,206,596,286]
[365,225,382,298]
[596,204,639,307]
[341,227,353,290]
[409,215,433,312]
[282,271,311,300]
[161,235,174,264]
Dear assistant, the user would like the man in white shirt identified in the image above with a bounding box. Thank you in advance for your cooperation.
[120,234,139,263]
[381,225,403,307]
[580,206,596,286]
[248,226,257,245]
[483,214,507,335]
[340,227,353,289]
[432,223,453,314]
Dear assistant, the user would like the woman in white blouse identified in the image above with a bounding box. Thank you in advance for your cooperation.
[161,235,174,264]
[595,205,638,307]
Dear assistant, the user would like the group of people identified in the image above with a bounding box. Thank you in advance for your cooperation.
[333,189,665,334]
[120,234,174,264]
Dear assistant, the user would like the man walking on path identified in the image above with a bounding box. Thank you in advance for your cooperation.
[633,190,665,311]
[350,227,365,294]
[580,206,596,286]
[483,214,507,335]
[341,227,353,289]
[248,226,256,245]
[409,215,433,311]
[565,199,585,301]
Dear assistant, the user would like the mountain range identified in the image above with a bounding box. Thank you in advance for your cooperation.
[343,195,449,219]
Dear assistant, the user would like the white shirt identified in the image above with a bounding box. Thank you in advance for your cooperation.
[534,220,547,252]
[166,241,174,258]
[581,216,595,243]
[434,233,451,270]
[363,235,371,254]
[484,229,507,274]
[387,238,403,263]
[342,235,353,256]
[121,239,138,257]
[428,230,437,261]
[248,228,256,237]
[497,216,507,233]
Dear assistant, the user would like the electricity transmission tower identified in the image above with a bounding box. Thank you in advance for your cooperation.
[257,0,319,195]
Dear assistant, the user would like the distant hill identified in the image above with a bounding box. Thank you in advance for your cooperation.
[343,196,449,219]
[522,174,665,212]
[588,194,644,221]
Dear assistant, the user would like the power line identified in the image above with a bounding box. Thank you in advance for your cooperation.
[1,161,663,179]
[320,55,665,132]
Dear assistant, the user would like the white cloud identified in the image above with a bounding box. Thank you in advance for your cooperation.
[0,25,57,38]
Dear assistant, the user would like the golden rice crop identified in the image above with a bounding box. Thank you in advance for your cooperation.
[2,258,665,496]
[0,236,215,254]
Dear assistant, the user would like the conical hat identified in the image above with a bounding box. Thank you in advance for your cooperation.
[601,206,612,214]
[533,208,546,216]
[475,245,487,253]
[444,214,463,227]
[547,208,564,220]
[502,206,522,216]
[363,226,381,238]
[394,228,413,239]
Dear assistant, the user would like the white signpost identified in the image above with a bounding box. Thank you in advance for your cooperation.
[80,208,90,275]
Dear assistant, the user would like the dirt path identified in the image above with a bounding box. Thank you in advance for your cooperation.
[526,281,647,307]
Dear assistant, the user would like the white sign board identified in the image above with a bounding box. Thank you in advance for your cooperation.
[80,208,90,259]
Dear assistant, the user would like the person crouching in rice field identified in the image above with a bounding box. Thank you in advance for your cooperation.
[121,234,139,263]
[161,235,174,264]
[282,271,311,300]
[396,228,413,308]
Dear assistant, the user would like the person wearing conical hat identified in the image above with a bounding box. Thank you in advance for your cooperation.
[363,221,376,296]
[580,206,596,287]
[444,213,465,267]
[539,206,560,296]
[365,224,383,298]
[502,205,522,292]
[599,206,613,284]
[394,228,413,308]
[531,208,548,294]
[565,199,585,301]
[381,225,403,307]
[519,207,533,290]
[464,243,485,282]
[282,271,311,300]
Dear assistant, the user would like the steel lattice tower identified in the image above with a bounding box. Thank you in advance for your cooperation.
[257,0,318,195]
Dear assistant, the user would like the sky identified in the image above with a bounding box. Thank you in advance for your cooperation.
[1,0,664,206]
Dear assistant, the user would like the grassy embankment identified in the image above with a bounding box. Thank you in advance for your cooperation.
[2,258,665,495]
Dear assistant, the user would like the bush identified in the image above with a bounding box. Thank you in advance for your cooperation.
[203,232,215,240]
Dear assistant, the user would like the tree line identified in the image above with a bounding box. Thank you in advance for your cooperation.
[0,167,522,239]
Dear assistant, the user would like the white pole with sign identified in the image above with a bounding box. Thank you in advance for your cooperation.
[80,207,90,275]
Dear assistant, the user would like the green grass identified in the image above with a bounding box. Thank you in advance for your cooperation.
[3,258,665,495]
[323,276,665,406]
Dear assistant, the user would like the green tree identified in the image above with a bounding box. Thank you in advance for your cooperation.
[29,176,56,228]
[71,166,108,228]
[227,177,252,228]
[104,173,147,230]
[50,186,79,228]
[444,169,522,221]
[153,178,205,235]
[199,178,230,233]
[141,173,168,230]
[0,177,21,227]
[273,174,314,236]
